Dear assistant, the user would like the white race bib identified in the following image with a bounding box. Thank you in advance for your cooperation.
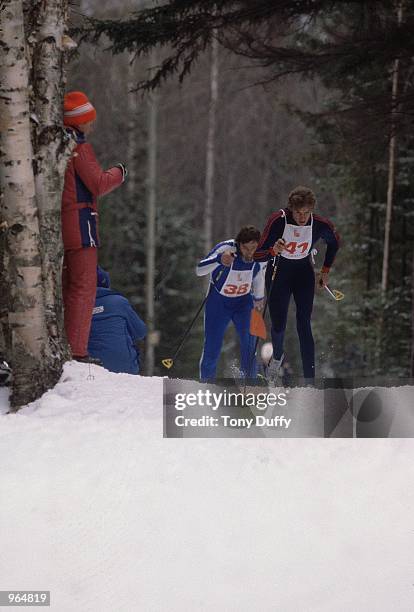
[220,267,253,297]
[281,212,313,260]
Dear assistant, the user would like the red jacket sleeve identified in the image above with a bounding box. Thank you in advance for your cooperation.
[73,143,123,197]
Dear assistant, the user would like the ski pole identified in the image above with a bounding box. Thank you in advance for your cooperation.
[324,285,345,301]
[162,264,228,370]
[260,253,280,327]
[315,260,344,300]
[161,293,208,370]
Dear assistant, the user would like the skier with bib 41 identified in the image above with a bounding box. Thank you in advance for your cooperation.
[254,186,340,383]
[196,226,266,382]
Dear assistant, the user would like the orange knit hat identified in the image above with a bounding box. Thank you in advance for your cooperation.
[63,91,96,127]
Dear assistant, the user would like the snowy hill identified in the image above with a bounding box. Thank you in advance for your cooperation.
[1,363,414,611]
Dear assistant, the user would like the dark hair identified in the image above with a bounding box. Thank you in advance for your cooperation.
[287,186,316,210]
[235,225,261,245]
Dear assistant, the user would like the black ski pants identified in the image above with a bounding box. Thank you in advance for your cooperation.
[266,256,315,379]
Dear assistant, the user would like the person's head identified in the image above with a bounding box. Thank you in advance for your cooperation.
[97,266,110,289]
[235,225,261,261]
[64,91,97,134]
[287,186,316,226]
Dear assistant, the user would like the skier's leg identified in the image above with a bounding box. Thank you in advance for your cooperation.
[293,262,315,379]
[199,291,231,381]
[267,268,291,361]
[232,298,256,378]
[63,247,98,357]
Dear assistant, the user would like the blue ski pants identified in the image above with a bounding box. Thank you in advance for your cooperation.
[200,289,257,381]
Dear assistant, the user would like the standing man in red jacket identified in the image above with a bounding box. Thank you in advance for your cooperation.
[62,91,127,363]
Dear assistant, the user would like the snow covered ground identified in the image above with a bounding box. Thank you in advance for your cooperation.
[1,363,414,611]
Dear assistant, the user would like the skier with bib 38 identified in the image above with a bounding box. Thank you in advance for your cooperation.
[254,186,340,383]
[196,226,266,381]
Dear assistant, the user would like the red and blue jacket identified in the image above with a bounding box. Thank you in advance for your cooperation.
[61,130,123,250]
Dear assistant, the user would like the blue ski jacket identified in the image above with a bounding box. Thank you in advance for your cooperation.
[88,287,147,374]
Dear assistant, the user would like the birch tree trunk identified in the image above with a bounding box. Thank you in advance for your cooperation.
[225,170,234,238]
[127,54,139,200]
[29,0,72,361]
[381,1,403,293]
[145,55,158,376]
[0,0,64,408]
[204,34,219,253]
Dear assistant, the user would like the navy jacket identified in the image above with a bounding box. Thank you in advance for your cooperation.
[88,288,147,374]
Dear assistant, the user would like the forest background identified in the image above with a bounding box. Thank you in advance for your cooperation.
[1,0,413,408]
[69,0,414,381]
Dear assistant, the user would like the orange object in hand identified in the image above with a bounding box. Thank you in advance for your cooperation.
[250,308,267,339]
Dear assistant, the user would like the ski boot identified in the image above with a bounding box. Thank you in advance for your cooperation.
[73,355,103,366]
[265,353,284,386]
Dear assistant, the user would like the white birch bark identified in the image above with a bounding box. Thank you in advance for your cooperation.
[0,0,57,408]
[30,0,73,357]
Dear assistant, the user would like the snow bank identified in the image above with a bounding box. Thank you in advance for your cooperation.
[1,363,414,611]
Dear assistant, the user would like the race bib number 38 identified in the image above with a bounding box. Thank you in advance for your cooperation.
[223,282,249,296]
[220,268,252,297]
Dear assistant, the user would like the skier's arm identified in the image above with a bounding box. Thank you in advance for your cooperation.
[254,212,285,261]
[124,303,147,341]
[196,243,236,276]
[319,220,340,271]
[252,262,266,301]
[74,143,124,197]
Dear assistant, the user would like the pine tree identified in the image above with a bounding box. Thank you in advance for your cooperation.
[296,4,414,378]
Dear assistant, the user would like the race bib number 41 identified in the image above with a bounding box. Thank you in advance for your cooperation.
[283,241,309,255]
[281,220,313,259]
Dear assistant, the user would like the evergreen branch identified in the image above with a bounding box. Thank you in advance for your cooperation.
[72,0,397,90]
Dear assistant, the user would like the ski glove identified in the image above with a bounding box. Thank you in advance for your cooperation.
[115,162,128,182]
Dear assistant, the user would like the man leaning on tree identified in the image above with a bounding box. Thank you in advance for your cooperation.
[61,91,127,364]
